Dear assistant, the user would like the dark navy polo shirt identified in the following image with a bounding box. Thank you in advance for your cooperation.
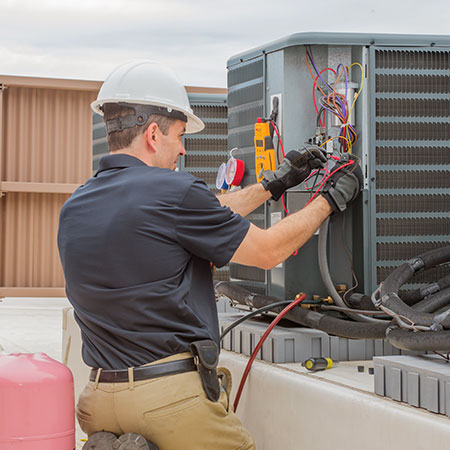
[58,154,250,370]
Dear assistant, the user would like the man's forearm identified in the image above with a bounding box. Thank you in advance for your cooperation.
[231,195,332,269]
[217,183,271,217]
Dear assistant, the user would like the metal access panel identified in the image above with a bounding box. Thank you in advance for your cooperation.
[227,35,368,299]
[227,32,450,300]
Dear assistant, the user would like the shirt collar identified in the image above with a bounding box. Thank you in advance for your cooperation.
[95,154,148,176]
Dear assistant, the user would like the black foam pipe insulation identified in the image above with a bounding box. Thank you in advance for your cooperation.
[215,282,389,340]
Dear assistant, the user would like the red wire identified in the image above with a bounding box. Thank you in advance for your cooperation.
[303,156,338,190]
[312,83,320,120]
[305,160,354,206]
[281,193,289,215]
[304,168,321,189]
[270,120,285,159]
[233,293,306,411]
[304,162,329,190]
[285,158,352,251]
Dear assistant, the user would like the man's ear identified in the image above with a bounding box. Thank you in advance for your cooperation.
[144,123,159,152]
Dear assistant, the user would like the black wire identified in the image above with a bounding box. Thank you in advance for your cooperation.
[309,171,321,199]
[316,107,325,127]
[220,300,292,341]
[309,166,327,199]
[274,122,281,164]
[340,213,359,305]
[271,120,282,164]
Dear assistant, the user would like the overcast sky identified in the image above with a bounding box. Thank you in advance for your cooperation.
[1,0,449,88]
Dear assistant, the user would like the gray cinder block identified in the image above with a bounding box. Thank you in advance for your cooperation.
[374,355,450,417]
[374,363,385,396]
[218,315,426,364]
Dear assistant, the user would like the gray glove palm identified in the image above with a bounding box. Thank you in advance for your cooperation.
[321,155,363,212]
[261,148,326,201]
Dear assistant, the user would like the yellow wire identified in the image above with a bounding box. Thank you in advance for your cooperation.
[320,135,352,150]
[342,62,364,154]
[346,128,352,154]
[348,62,364,119]
[314,62,363,154]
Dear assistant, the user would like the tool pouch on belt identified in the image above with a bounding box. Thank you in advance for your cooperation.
[190,340,220,402]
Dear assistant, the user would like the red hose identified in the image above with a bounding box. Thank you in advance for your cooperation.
[233,293,306,411]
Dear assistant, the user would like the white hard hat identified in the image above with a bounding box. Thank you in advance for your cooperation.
[91,60,205,134]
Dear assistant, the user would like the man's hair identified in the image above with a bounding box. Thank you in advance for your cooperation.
[103,103,178,152]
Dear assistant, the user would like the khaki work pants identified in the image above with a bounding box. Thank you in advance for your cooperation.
[77,353,255,450]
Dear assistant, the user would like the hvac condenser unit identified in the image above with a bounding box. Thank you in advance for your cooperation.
[227,32,450,301]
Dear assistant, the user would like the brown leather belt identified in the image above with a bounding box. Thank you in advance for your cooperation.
[90,357,197,383]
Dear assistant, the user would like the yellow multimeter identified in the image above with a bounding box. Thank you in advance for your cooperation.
[254,119,276,182]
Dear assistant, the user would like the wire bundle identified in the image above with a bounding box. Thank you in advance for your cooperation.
[305,46,363,154]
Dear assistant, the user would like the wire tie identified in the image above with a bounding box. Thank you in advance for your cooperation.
[385,324,399,337]
[430,322,444,332]
[408,257,425,272]
[245,294,255,306]
[421,282,440,297]
[432,309,450,329]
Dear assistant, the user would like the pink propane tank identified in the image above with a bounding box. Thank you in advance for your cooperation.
[0,353,75,449]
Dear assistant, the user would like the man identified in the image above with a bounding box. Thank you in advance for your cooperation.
[58,60,361,450]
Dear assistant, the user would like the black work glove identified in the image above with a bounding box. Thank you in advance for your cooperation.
[321,155,363,213]
[261,148,326,201]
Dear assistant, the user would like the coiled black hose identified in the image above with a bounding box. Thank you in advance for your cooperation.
[350,276,450,310]
[402,275,450,306]
[412,286,450,313]
[376,246,450,351]
[376,246,450,330]
[216,247,450,352]
[381,246,450,295]
[386,327,450,352]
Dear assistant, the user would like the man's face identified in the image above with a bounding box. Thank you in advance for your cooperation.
[155,119,186,170]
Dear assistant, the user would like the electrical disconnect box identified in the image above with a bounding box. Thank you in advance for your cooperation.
[226,32,450,302]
